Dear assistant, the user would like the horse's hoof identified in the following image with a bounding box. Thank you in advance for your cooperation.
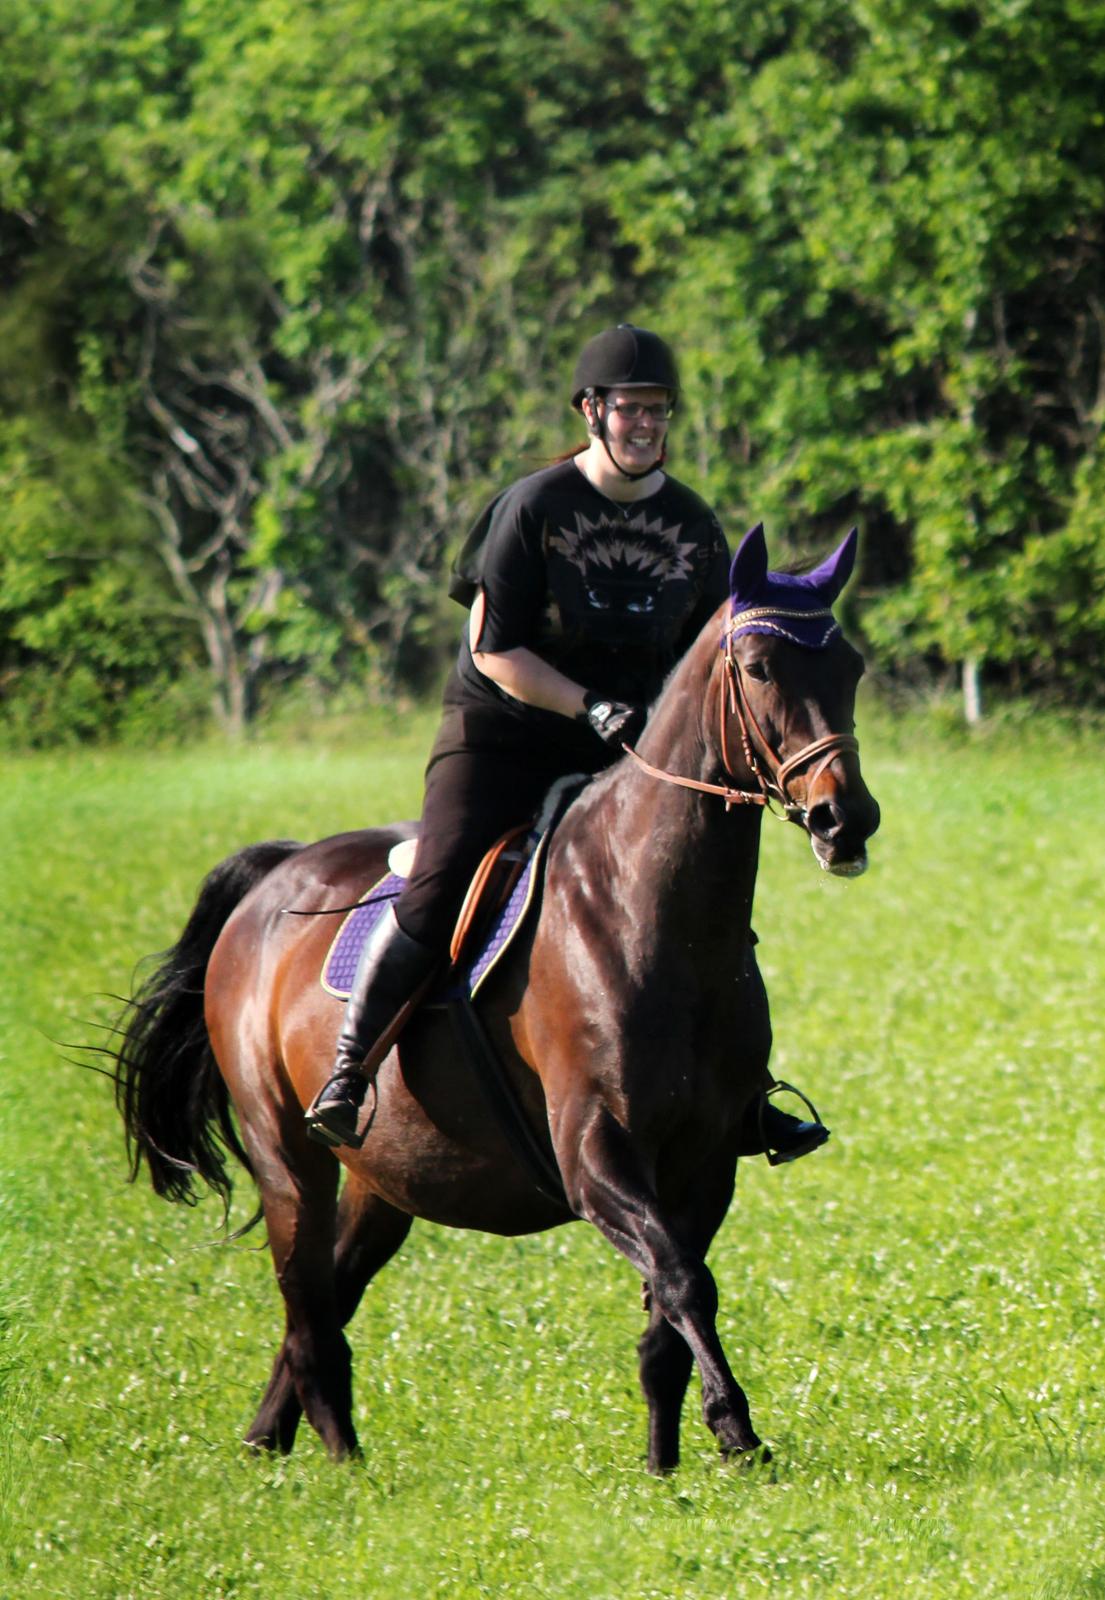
[724,1439,773,1471]
[327,1439,364,1465]
[243,1424,298,1457]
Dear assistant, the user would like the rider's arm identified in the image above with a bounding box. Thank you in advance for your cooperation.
[469,592,587,719]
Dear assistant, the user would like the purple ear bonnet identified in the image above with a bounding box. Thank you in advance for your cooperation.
[725,523,857,650]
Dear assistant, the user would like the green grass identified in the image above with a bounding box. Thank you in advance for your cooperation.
[3,703,1105,1598]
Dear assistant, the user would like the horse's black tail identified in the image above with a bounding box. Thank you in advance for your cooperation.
[113,840,302,1209]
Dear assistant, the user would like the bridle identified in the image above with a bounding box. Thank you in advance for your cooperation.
[623,608,860,822]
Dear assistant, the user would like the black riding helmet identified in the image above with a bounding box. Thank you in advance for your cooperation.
[571,324,680,410]
[571,324,679,480]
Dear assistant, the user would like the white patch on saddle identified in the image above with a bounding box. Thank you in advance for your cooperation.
[388,838,418,878]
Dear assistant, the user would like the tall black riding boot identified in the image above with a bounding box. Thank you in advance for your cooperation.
[758,1100,830,1164]
[305,905,437,1149]
[737,1085,831,1166]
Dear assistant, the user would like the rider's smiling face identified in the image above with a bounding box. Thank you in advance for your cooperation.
[587,385,672,474]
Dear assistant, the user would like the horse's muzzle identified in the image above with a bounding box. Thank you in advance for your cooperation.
[806,790,880,877]
[815,846,869,877]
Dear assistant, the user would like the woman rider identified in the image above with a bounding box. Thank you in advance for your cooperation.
[306,324,828,1165]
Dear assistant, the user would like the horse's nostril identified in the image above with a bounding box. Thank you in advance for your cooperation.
[808,801,844,841]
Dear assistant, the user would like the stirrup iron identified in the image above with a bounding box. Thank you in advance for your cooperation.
[760,1079,827,1167]
[304,1075,373,1151]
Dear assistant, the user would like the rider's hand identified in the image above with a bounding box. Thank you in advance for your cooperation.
[580,693,647,748]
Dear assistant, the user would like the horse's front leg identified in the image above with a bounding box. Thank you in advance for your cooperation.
[638,1154,739,1472]
[638,1292,693,1473]
[562,1108,761,1464]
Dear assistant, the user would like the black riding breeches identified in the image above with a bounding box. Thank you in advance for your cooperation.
[392,707,604,952]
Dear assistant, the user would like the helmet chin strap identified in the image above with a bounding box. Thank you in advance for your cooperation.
[587,392,667,482]
[601,433,667,481]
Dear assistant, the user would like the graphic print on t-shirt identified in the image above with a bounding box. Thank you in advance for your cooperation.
[546,508,700,649]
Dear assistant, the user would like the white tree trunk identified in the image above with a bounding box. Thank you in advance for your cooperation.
[962,657,983,724]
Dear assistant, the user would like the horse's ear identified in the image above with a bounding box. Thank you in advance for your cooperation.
[729,523,768,604]
[807,527,858,603]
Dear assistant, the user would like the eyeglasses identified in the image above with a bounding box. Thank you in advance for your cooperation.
[603,400,674,422]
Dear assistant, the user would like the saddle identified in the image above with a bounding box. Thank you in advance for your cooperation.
[321,774,585,1002]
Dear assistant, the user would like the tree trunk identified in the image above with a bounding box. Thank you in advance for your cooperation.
[962,657,983,725]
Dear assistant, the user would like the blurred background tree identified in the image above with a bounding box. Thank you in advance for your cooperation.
[2,0,1102,740]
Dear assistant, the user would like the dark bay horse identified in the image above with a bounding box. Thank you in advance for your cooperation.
[113,525,880,1472]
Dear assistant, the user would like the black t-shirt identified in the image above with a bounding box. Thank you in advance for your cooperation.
[446,459,729,730]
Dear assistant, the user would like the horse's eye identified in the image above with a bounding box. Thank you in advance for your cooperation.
[744,660,771,683]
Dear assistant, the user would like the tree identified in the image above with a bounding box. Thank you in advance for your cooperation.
[602,0,1105,703]
[3,0,1105,739]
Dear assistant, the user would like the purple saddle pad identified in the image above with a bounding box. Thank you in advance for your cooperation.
[321,875,404,997]
[321,835,549,1003]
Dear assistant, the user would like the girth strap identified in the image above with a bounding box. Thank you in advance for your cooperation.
[449,997,571,1209]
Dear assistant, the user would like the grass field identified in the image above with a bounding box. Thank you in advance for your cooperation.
[2,701,1104,1599]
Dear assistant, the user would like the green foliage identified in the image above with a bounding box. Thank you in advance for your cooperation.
[2,0,1104,741]
[0,417,208,745]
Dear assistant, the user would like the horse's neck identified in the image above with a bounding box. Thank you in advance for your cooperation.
[562,642,763,949]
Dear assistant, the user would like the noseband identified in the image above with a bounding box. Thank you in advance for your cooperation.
[623,623,859,821]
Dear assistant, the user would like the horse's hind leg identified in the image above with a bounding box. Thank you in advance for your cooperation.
[233,1099,384,1461]
[242,1130,358,1457]
[246,1176,411,1455]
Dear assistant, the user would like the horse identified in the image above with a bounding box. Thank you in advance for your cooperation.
[112,524,880,1472]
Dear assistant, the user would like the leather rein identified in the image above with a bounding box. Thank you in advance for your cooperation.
[623,615,859,820]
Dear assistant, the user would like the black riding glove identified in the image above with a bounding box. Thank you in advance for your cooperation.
[579,692,647,748]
